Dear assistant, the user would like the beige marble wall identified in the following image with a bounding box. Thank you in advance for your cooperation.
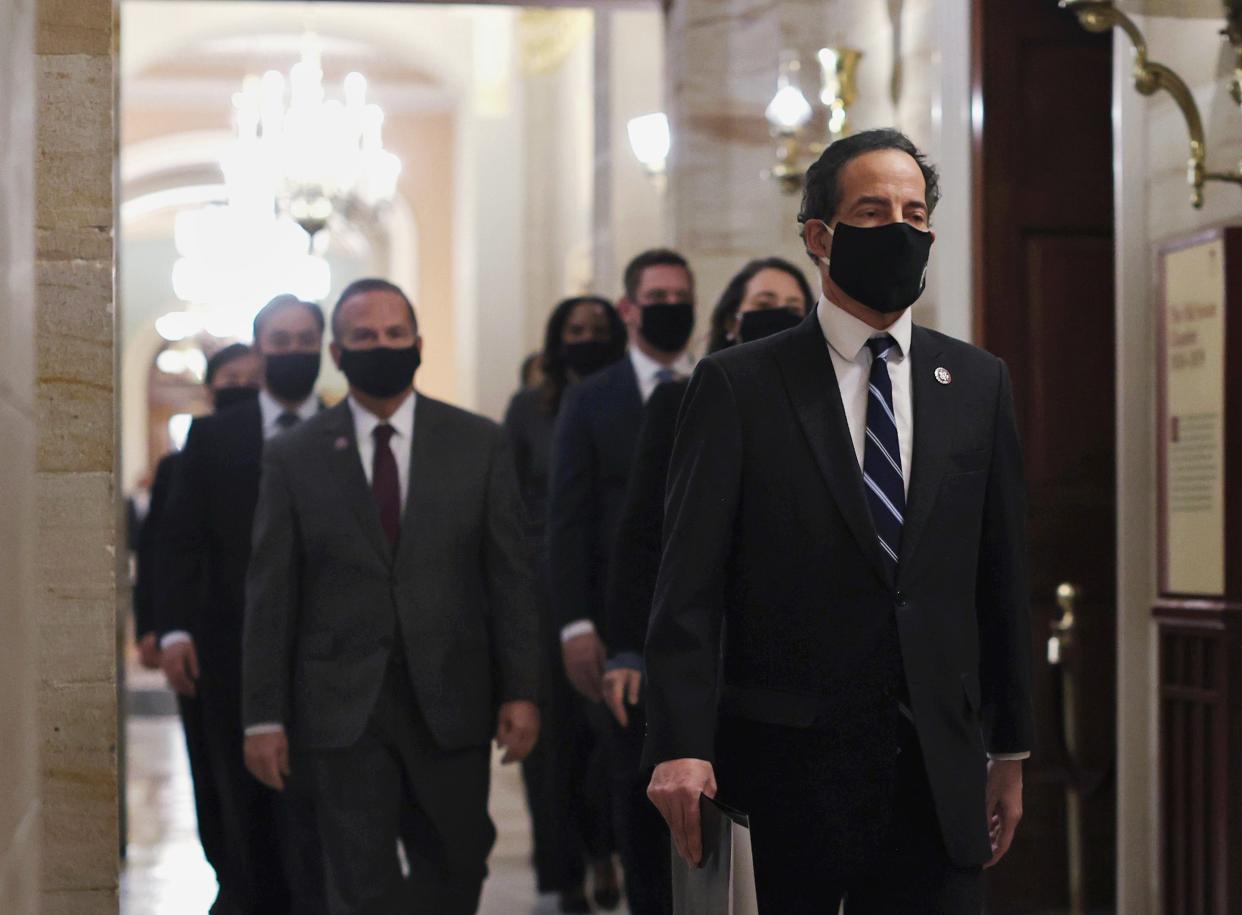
[664,0,943,330]
[35,0,119,911]
[0,0,43,910]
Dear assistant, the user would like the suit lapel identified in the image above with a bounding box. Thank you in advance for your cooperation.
[776,318,892,587]
[321,401,392,563]
[395,395,440,571]
[898,326,952,580]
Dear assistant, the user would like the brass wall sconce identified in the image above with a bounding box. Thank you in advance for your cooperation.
[627,112,671,193]
[763,46,863,194]
[1060,0,1242,208]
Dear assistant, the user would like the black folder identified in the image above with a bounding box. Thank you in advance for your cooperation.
[670,795,758,915]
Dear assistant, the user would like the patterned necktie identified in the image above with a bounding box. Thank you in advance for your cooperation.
[276,411,300,432]
[863,334,904,574]
[372,424,401,547]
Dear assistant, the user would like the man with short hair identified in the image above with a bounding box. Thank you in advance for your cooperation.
[136,342,260,893]
[644,129,1032,914]
[157,295,326,914]
[547,249,697,914]
[242,278,539,914]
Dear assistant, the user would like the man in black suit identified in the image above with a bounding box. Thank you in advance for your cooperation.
[242,278,540,914]
[136,342,261,886]
[645,129,1033,914]
[547,249,696,914]
[157,296,326,914]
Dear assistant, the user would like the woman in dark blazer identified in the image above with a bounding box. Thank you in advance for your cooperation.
[504,295,628,914]
[602,257,815,721]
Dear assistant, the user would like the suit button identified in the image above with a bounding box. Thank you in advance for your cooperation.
[895,591,908,608]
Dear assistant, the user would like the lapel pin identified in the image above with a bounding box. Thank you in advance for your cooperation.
[934,367,952,385]
[334,436,350,451]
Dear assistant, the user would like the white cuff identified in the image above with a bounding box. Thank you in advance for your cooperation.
[244,723,285,737]
[987,752,1030,761]
[560,620,596,643]
[160,631,193,650]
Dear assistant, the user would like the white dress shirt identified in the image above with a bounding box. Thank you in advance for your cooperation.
[818,296,914,497]
[259,387,319,441]
[560,347,696,644]
[160,388,318,652]
[628,346,696,404]
[817,297,1028,762]
[245,390,418,738]
[348,390,417,510]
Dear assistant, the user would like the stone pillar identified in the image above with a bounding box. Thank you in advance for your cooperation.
[0,0,42,907]
[35,0,119,911]
[664,0,944,321]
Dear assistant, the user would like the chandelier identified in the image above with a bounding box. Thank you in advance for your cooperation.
[165,34,402,341]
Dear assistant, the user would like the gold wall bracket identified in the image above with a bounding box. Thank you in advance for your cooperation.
[1061,0,1242,208]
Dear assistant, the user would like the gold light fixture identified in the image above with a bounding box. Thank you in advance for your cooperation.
[1060,0,1242,208]
[763,46,863,194]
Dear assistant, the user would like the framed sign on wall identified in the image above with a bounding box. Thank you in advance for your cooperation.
[1156,228,1240,599]
[1153,227,1242,915]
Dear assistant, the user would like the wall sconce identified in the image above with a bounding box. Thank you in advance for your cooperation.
[1061,0,1242,208]
[627,112,671,191]
[763,47,863,194]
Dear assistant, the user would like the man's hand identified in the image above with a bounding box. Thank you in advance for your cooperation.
[496,700,540,764]
[160,639,200,697]
[137,632,162,671]
[647,758,718,867]
[602,667,643,727]
[984,758,1023,867]
[244,730,290,791]
[561,631,607,702]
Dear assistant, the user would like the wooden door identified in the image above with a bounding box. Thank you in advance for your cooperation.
[974,0,1116,911]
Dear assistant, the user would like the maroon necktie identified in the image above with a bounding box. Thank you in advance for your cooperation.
[372,424,400,547]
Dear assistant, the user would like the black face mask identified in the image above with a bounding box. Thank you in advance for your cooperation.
[264,352,321,403]
[338,345,421,399]
[563,340,615,378]
[737,308,803,344]
[639,303,695,354]
[212,385,259,412]
[826,221,932,314]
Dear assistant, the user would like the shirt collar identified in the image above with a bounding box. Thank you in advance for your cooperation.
[348,390,417,444]
[628,345,695,384]
[815,295,913,363]
[259,387,318,430]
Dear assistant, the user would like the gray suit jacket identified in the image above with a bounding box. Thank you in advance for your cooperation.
[242,395,538,752]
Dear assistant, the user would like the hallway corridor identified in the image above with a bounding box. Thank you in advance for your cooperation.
[120,677,620,914]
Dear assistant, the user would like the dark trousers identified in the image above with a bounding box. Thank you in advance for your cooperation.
[521,661,615,892]
[308,653,496,915]
[716,712,982,915]
[607,700,672,915]
[177,692,225,874]
[198,649,325,915]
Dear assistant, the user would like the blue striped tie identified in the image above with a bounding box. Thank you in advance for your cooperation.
[863,334,904,575]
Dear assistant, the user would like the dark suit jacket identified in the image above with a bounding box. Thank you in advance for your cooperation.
[642,313,1033,867]
[546,357,644,634]
[503,387,555,536]
[242,396,538,753]
[134,451,180,638]
[156,400,264,663]
[605,379,688,660]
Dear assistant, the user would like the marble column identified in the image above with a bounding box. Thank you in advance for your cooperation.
[0,0,42,907]
[35,0,119,911]
[664,0,946,326]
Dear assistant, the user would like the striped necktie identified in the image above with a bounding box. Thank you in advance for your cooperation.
[862,334,904,575]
